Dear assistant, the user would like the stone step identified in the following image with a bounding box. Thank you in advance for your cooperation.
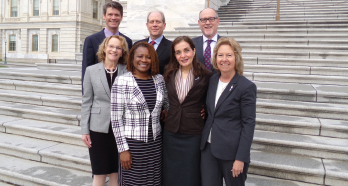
[0,153,92,186]
[244,57,348,67]
[0,68,80,85]
[0,101,80,126]
[0,79,81,96]
[0,89,81,110]
[238,39,348,46]
[246,174,323,186]
[36,63,81,71]
[218,14,348,20]
[249,150,325,185]
[0,132,90,172]
[253,130,348,161]
[246,64,348,76]
[242,50,348,60]
[256,113,348,139]
[211,20,348,26]
[218,9,348,15]
[250,72,348,85]
[323,159,348,185]
[242,44,348,52]
[0,181,15,186]
[257,98,348,120]
[255,81,348,104]
[0,115,83,146]
[220,17,348,22]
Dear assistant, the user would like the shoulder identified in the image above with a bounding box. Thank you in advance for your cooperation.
[162,36,172,44]
[86,62,101,71]
[238,75,256,90]
[154,74,165,83]
[86,30,104,40]
[119,32,132,42]
[192,36,202,42]
[134,38,148,45]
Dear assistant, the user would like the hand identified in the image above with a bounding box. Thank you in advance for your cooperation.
[201,105,206,119]
[161,110,168,122]
[231,160,244,177]
[120,151,132,170]
[81,134,92,148]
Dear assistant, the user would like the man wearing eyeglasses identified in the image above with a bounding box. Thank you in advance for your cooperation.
[192,8,221,73]
[82,1,132,88]
[133,11,172,75]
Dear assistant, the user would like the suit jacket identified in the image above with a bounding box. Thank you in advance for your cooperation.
[134,36,172,75]
[111,72,170,153]
[81,62,127,134]
[81,29,132,85]
[165,70,212,135]
[192,35,222,74]
[200,73,256,163]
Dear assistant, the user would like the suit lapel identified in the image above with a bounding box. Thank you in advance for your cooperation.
[152,75,163,114]
[207,75,219,113]
[130,75,148,109]
[214,73,240,113]
[170,70,180,104]
[194,36,204,66]
[98,63,111,99]
[156,37,168,59]
[181,75,203,104]
[97,29,106,46]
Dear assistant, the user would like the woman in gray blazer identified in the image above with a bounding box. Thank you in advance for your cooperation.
[201,37,256,186]
[81,35,129,186]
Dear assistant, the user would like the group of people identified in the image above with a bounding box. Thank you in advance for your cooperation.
[81,2,256,186]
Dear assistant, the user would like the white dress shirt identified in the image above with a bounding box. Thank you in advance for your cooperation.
[148,35,164,50]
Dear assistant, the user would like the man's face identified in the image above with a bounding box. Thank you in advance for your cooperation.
[198,9,220,39]
[103,7,123,31]
[146,12,166,40]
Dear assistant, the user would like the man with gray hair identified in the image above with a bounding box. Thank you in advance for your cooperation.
[192,8,222,73]
[134,11,172,75]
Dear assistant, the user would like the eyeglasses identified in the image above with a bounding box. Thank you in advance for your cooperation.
[107,45,122,51]
[199,17,217,23]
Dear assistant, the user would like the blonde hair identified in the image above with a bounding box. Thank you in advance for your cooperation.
[96,35,129,64]
[212,37,244,75]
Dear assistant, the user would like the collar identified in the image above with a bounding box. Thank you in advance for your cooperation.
[104,27,120,38]
[203,33,218,43]
[148,35,164,44]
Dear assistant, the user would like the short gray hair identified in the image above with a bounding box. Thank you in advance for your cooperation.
[199,8,219,19]
[147,11,166,23]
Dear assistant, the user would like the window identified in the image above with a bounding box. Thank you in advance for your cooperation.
[11,0,18,17]
[33,0,39,16]
[53,0,59,15]
[93,1,98,19]
[9,35,16,51]
[32,35,38,52]
[52,35,58,52]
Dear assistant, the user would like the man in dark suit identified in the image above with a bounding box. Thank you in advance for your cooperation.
[134,11,172,75]
[82,1,132,85]
[192,8,221,73]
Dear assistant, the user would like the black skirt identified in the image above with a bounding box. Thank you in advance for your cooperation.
[89,124,118,175]
[163,129,202,186]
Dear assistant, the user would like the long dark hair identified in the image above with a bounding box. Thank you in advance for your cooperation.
[164,36,208,81]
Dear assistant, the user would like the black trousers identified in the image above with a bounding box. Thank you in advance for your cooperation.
[201,143,249,186]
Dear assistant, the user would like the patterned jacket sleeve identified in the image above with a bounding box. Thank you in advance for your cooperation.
[111,76,129,153]
[161,76,170,111]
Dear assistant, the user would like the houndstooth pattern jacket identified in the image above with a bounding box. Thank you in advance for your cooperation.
[111,72,170,153]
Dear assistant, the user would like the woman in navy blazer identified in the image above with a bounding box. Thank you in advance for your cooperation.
[200,37,256,186]
[81,35,129,186]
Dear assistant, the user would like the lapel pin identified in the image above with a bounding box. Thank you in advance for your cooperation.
[195,77,199,80]
[229,85,234,91]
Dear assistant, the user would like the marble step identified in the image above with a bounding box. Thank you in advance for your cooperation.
[0,79,81,96]
[256,113,348,139]
[253,130,348,161]
[0,153,92,186]
[218,9,348,15]
[248,72,348,86]
[36,63,81,71]
[0,115,83,146]
[205,20,348,26]
[255,81,348,104]
[0,68,80,85]
[323,159,348,185]
[256,98,348,120]
[220,17,348,22]
[246,174,323,186]
[243,57,348,67]
[219,14,348,21]
[0,181,14,186]
[249,150,327,185]
[242,44,348,52]
[245,64,348,76]
[0,132,90,172]
[0,101,80,126]
[0,89,81,110]
[242,50,348,60]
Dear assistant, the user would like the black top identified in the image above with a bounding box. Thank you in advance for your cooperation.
[105,69,118,90]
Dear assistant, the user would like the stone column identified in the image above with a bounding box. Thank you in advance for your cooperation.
[126,0,206,40]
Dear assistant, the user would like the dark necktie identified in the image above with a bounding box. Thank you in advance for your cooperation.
[204,40,213,70]
[150,40,156,46]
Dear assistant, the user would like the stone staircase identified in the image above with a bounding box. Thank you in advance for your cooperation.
[164,0,348,185]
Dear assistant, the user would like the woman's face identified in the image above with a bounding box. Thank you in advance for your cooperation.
[133,46,152,74]
[216,44,236,74]
[104,38,123,63]
[174,41,195,68]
